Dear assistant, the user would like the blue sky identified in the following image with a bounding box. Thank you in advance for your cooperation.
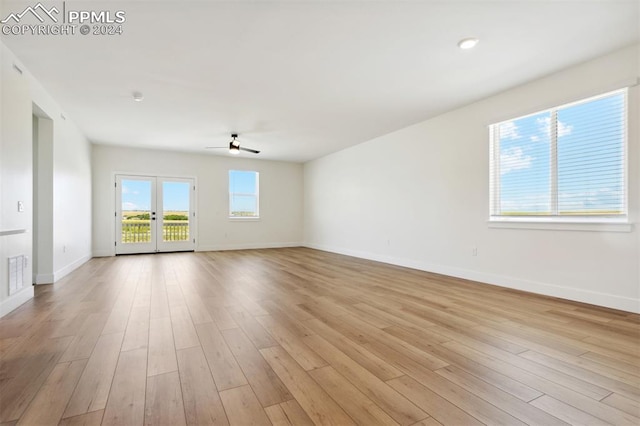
[229,171,258,213]
[497,92,624,214]
[122,173,257,213]
[122,180,190,212]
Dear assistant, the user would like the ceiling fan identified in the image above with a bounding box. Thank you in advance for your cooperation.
[206,134,260,155]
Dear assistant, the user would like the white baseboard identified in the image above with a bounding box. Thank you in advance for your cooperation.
[35,273,54,284]
[92,249,114,257]
[54,254,92,281]
[197,242,302,252]
[93,243,301,256]
[304,243,640,314]
[0,286,34,318]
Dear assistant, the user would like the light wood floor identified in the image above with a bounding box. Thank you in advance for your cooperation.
[1,248,639,426]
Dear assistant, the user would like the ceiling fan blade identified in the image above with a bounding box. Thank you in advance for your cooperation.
[205,146,227,149]
[239,147,260,154]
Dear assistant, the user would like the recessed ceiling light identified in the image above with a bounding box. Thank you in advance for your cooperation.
[132,92,144,102]
[458,37,479,50]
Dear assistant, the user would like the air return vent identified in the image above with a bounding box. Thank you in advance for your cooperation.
[8,255,27,295]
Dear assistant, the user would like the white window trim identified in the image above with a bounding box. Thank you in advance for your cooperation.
[489,88,629,229]
[228,171,260,219]
[488,218,632,232]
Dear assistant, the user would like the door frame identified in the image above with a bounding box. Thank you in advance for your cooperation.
[113,172,198,255]
[115,175,157,255]
[156,176,196,253]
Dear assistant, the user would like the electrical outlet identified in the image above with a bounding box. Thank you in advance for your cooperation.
[17,201,24,212]
[472,247,478,256]
[63,245,66,253]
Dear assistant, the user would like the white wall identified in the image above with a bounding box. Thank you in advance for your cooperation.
[0,42,93,317]
[92,145,303,255]
[33,114,54,283]
[51,107,92,279]
[304,45,640,313]
[0,43,33,316]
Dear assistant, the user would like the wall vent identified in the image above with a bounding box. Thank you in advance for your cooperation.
[8,255,27,295]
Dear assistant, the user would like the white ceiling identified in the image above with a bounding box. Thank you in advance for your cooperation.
[1,0,638,162]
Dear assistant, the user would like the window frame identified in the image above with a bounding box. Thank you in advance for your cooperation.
[489,88,630,230]
[228,170,260,220]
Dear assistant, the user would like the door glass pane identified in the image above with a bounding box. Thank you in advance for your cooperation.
[121,179,152,243]
[162,181,190,242]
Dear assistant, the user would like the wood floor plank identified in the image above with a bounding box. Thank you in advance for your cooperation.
[0,335,74,422]
[220,327,293,406]
[302,334,428,425]
[304,318,403,381]
[264,400,314,426]
[519,350,640,400]
[181,293,214,325]
[580,351,640,377]
[387,375,483,426]
[442,340,640,425]
[150,274,170,320]
[145,371,187,426]
[255,314,327,370]
[194,322,248,391]
[230,310,278,349]
[102,348,147,426]
[169,305,199,350]
[434,365,568,425]
[308,365,398,425]
[17,359,86,426]
[530,395,611,426]
[121,305,150,352]
[102,307,132,336]
[176,346,229,426]
[219,385,272,426]
[63,332,124,418]
[319,313,449,371]
[59,313,109,362]
[410,418,442,426]
[57,410,104,426]
[148,316,178,376]
[434,327,613,401]
[205,304,239,330]
[260,345,356,426]
[602,392,640,417]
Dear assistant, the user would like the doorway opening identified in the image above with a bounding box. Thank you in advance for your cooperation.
[115,175,196,254]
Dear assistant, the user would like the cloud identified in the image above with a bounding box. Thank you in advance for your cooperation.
[536,116,573,138]
[558,187,623,212]
[121,186,139,195]
[500,194,550,213]
[558,121,573,137]
[499,121,520,140]
[500,147,533,175]
[123,202,138,210]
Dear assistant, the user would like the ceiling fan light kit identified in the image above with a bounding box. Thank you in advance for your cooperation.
[206,133,261,155]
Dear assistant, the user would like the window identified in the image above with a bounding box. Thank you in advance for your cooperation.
[490,89,627,223]
[229,170,259,218]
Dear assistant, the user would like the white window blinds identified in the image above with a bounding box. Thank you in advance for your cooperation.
[490,89,627,219]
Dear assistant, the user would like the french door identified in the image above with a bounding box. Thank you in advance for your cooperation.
[115,175,196,254]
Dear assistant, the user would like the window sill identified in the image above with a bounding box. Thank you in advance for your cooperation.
[228,217,260,222]
[488,218,632,232]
